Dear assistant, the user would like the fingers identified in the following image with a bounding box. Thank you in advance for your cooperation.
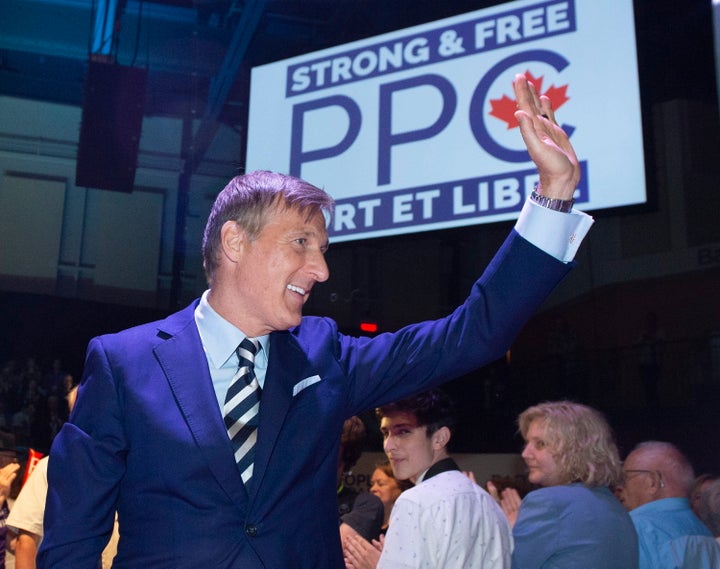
[513,74,554,125]
[512,74,553,149]
[512,73,580,198]
[344,535,370,556]
[0,462,20,482]
[513,73,541,115]
[498,487,522,528]
[343,534,379,569]
[486,480,500,502]
[486,482,522,527]
[503,487,522,505]
[0,463,20,500]
[539,95,556,123]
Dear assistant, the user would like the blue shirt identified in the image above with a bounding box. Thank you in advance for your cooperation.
[512,483,638,569]
[631,497,720,569]
[194,290,270,411]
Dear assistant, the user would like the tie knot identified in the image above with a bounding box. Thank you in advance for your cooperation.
[237,337,259,365]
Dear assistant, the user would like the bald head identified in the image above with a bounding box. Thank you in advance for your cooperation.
[619,441,695,511]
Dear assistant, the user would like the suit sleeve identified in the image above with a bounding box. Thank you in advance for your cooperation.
[337,230,575,416]
[340,492,384,541]
[38,337,126,569]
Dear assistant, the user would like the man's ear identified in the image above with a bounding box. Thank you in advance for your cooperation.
[432,426,451,450]
[649,471,665,494]
[220,220,245,263]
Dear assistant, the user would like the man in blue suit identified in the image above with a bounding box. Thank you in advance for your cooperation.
[39,75,594,568]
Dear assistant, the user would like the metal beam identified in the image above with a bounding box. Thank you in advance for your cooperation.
[172,0,266,306]
[188,0,266,169]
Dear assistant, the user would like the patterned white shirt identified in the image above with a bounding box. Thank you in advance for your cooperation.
[379,469,512,569]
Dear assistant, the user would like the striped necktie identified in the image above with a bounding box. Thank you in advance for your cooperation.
[224,337,261,484]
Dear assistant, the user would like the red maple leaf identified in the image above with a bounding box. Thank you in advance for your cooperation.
[488,71,570,130]
[488,95,520,129]
[544,84,569,109]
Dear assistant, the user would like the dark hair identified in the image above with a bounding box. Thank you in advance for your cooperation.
[201,170,335,285]
[376,389,458,449]
[699,478,720,537]
[340,416,367,472]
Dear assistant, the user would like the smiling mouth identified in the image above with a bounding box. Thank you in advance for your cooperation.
[286,284,307,295]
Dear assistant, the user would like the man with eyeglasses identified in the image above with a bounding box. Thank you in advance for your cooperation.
[617,441,720,569]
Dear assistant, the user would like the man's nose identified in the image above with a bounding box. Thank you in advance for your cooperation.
[384,436,395,453]
[307,250,329,282]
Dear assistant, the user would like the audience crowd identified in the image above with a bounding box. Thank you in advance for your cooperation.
[0,357,74,455]
[3,352,720,568]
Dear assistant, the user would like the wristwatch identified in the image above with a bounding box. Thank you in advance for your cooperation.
[530,189,574,213]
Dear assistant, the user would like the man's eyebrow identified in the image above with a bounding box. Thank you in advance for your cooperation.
[382,422,418,432]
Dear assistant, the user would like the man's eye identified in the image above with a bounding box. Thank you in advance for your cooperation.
[295,238,307,245]
[535,440,545,449]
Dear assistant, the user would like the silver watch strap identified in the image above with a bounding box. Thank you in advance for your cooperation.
[529,189,574,213]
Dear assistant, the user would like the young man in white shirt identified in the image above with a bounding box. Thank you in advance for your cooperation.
[345,389,511,569]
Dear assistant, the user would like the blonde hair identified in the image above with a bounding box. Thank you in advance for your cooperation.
[518,401,622,487]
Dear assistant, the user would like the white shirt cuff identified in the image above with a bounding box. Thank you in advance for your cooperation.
[514,198,594,263]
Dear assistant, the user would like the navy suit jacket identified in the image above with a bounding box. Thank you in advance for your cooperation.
[39,231,572,568]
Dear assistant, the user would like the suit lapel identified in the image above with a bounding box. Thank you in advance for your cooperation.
[153,306,248,504]
[248,331,311,500]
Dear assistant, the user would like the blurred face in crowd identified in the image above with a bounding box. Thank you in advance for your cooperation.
[521,419,562,487]
[691,477,715,516]
[370,467,403,510]
[616,449,662,511]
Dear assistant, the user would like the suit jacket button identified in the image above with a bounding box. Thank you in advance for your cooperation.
[245,524,258,537]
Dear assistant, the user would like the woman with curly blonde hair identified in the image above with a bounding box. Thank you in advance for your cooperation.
[490,401,639,568]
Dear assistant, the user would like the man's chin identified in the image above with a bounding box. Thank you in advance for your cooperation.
[285,312,303,328]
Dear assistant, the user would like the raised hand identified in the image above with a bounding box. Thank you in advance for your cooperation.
[513,73,580,201]
[0,462,20,503]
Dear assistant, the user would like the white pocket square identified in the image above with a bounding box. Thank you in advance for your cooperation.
[292,375,322,396]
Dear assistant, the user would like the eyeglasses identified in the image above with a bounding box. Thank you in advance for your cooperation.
[621,469,665,488]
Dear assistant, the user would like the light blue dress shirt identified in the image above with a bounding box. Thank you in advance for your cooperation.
[631,497,720,569]
[194,290,270,411]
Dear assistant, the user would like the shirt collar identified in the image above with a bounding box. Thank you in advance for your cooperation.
[418,457,460,484]
[195,290,269,369]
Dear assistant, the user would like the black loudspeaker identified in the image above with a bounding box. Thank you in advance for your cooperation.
[76,61,147,193]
